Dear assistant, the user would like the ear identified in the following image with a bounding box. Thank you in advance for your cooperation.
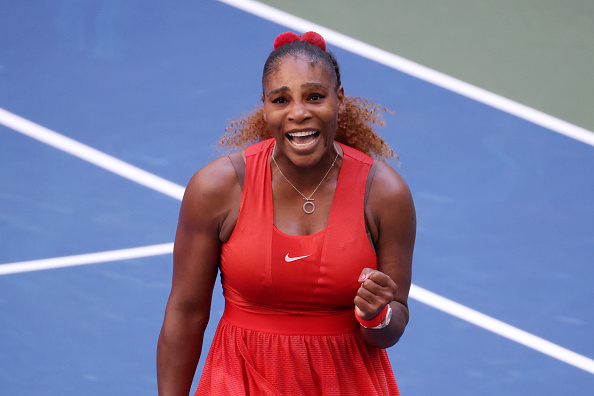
[336,86,345,115]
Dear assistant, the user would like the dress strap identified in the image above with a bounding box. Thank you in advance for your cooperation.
[228,151,245,191]
[364,159,377,209]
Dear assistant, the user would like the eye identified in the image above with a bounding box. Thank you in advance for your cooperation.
[272,96,288,104]
[309,93,326,102]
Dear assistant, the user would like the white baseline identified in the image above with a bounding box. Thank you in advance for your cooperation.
[217,0,594,148]
[0,244,173,276]
[0,108,185,200]
[1,241,592,374]
[410,285,594,374]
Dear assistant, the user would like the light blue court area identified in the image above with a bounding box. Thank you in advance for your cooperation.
[1,1,592,395]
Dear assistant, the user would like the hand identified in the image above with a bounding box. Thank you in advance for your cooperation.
[354,268,398,320]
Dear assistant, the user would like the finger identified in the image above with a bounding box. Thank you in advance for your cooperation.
[354,295,386,320]
[354,304,368,319]
[357,283,393,309]
[354,295,375,318]
[364,270,395,288]
[359,269,397,291]
[364,275,399,299]
[357,283,394,308]
[360,279,392,298]
[354,294,373,310]
[356,284,378,304]
[357,268,375,283]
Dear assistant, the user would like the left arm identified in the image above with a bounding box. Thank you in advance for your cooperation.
[354,161,416,348]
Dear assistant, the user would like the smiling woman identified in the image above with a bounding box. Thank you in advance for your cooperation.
[220,35,395,161]
[157,31,416,396]
[221,87,395,162]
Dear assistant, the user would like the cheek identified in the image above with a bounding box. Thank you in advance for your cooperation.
[325,109,339,129]
[262,103,277,126]
[263,110,283,134]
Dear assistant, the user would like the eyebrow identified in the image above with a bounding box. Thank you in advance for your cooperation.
[266,82,330,97]
[266,86,289,97]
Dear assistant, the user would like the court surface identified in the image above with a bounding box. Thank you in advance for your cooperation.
[1,1,593,395]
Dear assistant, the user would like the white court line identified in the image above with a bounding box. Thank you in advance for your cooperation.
[2,243,593,375]
[218,0,594,148]
[0,243,173,275]
[0,108,186,201]
[410,285,594,375]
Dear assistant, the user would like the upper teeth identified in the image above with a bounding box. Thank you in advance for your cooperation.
[288,131,317,137]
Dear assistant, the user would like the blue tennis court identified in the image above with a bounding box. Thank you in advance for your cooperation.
[1,1,592,395]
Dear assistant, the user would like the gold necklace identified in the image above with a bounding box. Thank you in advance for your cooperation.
[271,143,339,214]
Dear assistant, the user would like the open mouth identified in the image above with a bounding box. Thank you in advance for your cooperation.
[286,130,320,147]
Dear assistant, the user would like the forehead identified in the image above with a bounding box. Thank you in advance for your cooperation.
[263,55,334,90]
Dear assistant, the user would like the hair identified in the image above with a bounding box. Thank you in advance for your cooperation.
[219,39,397,161]
[262,41,341,89]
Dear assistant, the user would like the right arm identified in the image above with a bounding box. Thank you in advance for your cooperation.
[157,156,241,396]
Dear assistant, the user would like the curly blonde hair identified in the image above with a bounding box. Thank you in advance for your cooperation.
[219,96,397,161]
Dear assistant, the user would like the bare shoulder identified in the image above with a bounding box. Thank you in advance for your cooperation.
[185,154,239,199]
[180,153,243,235]
[369,161,414,210]
[365,161,416,245]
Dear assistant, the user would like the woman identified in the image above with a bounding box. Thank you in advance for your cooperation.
[157,31,416,395]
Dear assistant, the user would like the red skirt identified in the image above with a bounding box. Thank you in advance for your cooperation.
[195,304,400,395]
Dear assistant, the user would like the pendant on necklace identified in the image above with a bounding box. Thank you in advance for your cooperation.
[303,199,315,214]
[271,142,339,216]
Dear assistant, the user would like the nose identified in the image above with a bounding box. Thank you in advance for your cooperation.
[288,100,311,122]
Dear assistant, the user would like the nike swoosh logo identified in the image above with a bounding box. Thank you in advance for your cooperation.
[284,254,312,262]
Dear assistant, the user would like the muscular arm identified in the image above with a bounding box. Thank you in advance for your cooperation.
[157,156,241,396]
[355,161,416,348]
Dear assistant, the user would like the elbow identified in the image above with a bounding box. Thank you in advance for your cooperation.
[365,327,405,349]
[383,332,403,349]
[161,303,212,338]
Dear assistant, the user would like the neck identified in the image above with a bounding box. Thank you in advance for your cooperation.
[271,142,341,190]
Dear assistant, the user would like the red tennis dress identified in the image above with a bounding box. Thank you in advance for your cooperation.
[195,139,400,395]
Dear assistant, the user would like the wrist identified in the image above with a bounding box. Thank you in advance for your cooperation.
[355,304,392,329]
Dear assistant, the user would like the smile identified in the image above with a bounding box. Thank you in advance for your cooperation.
[286,130,320,147]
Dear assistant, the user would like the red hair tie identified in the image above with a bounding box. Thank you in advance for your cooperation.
[273,31,327,51]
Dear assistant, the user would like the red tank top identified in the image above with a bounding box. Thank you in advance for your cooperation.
[196,139,401,395]
[220,138,377,334]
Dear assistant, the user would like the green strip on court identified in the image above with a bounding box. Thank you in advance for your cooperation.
[258,0,594,134]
